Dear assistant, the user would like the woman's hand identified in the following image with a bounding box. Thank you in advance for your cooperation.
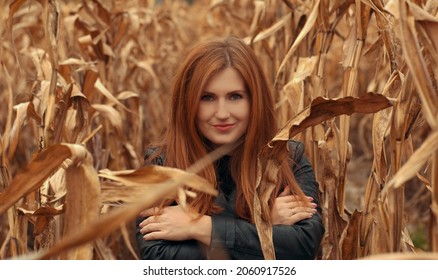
[139,205,212,245]
[271,187,317,225]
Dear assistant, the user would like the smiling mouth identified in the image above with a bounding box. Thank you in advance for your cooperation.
[213,124,234,132]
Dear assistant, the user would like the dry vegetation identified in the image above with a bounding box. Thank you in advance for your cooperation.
[1,0,437,260]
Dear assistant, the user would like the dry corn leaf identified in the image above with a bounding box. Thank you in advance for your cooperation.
[271,92,394,143]
[94,78,131,113]
[275,0,320,83]
[117,91,139,100]
[340,210,362,259]
[386,130,438,190]
[91,104,123,136]
[82,69,99,100]
[372,71,403,183]
[48,84,73,145]
[247,0,265,35]
[0,144,72,215]
[134,59,160,87]
[98,165,216,196]
[63,95,89,144]
[1,64,14,159]
[35,181,176,260]
[93,238,116,260]
[397,0,438,128]
[245,13,290,45]
[416,172,431,191]
[61,144,100,260]
[319,123,347,260]
[6,0,27,61]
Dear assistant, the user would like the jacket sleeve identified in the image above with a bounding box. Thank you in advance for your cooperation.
[135,148,207,260]
[135,216,207,260]
[210,140,325,260]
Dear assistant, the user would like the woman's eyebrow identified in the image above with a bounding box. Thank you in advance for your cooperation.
[202,89,247,94]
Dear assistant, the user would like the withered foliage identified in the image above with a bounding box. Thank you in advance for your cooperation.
[0,0,437,260]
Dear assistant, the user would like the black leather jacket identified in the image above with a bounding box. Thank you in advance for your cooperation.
[135,140,325,259]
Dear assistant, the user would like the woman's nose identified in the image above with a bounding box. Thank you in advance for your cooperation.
[215,100,230,119]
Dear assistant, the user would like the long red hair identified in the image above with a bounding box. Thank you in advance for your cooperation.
[147,36,306,222]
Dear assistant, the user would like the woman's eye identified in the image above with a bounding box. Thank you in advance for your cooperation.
[230,93,243,100]
[200,95,214,101]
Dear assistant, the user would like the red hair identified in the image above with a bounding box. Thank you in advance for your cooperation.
[148,36,306,222]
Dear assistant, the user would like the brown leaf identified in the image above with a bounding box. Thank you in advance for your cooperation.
[340,210,362,259]
[61,146,100,259]
[271,92,394,143]
[385,130,438,190]
[275,0,320,83]
[99,165,217,196]
[0,145,72,215]
[7,102,28,160]
[91,104,123,136]
[36,182,177,260]
[397,1,438,128]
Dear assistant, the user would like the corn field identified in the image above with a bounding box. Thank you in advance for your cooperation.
[1,0,437,260]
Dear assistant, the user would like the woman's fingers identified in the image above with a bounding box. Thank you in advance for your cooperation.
[139,215,159,228]
[278,187,291,197]
[276,195,314,204]
[292,206,317,215]
[276,197,317,210]
[139,207,162,217]
[271,195,318,225]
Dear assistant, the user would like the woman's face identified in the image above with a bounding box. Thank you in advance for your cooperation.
[196,67,250,148]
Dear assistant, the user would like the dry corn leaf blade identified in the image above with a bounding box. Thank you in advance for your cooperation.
[59,57,95,67]
[398,1,438,128]
[0,144,72,215]
[271,92,394,143]
[6,0,27,63]
[100,182,142,204]
[134,59,160,87]
[416,172,431,191]
[117,91,139,100]
[253,157,281,260]
[94,78,131,113]
[372,71,403,182]
[81,69,99,99]
[63,96,89,144]
[48,84,73,144]
[1,64,14,158]
[91,104,123,135]
[5,102,29,160]
[247,0,265,35]
[275,0,320,83]
[340,210,362,259]
[17,204,64,216]
[244,13,290,44]
[61,147,100,259]
[99,165,217,196]
[35,182,177,260]
[386,130,438,190]
[406,2,438,113]
[120,223,139,260]
[319,124,347,259]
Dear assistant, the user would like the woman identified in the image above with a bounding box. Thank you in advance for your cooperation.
[135,36,324,260]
